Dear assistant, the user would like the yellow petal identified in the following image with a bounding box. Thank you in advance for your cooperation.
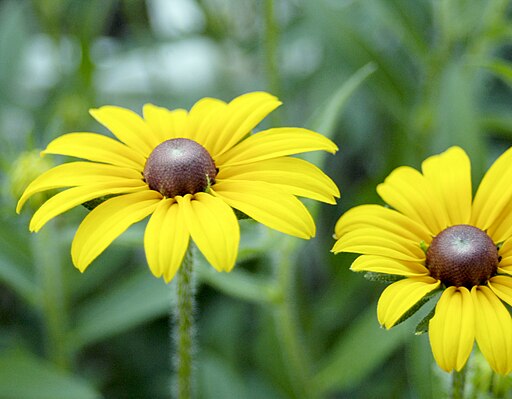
[89,106,159,156]
[497,239,512,272]
[472,286,512,375]
[377,276,440,329]
[429,287,474,372]
[183,97,227,150]
[499,238,512,259]
[212,180,315,239]
[176,193,239,272]
[142,104,188,143]
[144,198,190,282]
[472,147,512,231]
[215,127,338,168]
[498,268,512,277]
[488,275,512,307]
[29,180,148,232]
[350,255,428,276]
[42,133,146,170]
[71,191,162,271]
[331,228,426,261]
[333,204,431,243]
[205,92,282,157]
[486,205,512,244]
[218,157,339,204]
[376,166,450,235]
[17,162,142,213]
[421,146,472,226]
[498,267,512,277]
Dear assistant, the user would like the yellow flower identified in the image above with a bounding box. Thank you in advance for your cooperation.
[332,146,512,375]
[18,92,339,282]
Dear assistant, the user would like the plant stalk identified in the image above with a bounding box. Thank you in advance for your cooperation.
[173,245,196,399]
[272,238,317,399]
[33,222,70,370]
[452,367,467,399]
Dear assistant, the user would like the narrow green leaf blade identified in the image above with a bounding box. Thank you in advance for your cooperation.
[0,255,37,305]
[0,221,37,305]
[70,271,170,350]
[313,306,410,395]
[309,62,377,138]
[0,349,101,399]
[480,58,512,88]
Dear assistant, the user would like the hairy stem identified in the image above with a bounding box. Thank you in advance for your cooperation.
[173,245,196,399]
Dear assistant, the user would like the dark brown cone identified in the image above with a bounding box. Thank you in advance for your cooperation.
[143,138,217,198]
[426,224,498,287]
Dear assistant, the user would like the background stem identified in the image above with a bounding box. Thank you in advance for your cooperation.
[452,367,467,399]
[272,238,317,399]
[264,0,281,104]
[33,221,70,370]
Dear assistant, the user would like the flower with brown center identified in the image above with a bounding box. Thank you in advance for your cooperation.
[332,146,512,375]
[17,92,340,283]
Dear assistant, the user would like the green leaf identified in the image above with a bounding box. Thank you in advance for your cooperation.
[0,221,38,305]
[371,0,430,60]
[308,62,377,138]
[0,0,29,98]
[0,254,37,306]
[0,349,101,399]
[195,224,279,303]
[415,306,436,335]
[433,60,485,179]
[405,335,444,399]
[196,260,277,304]
[82,195,118,211]
[196,352,250,399]
[363,271,405,284]
[480,58,512,88]
[480,111,512,138]
[392,288,440,329]
[70,271,170,350]
[313,306,410,395]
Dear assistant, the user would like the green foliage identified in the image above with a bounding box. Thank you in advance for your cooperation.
[0,349,100,399]
[363,271,405,284]
[313,307,411,395]
[2,0,512,398]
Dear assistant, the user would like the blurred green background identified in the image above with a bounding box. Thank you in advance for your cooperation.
[1,0,512,398]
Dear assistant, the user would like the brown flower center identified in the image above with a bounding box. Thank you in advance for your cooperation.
[426,224,498,287]
[143,138,217,198]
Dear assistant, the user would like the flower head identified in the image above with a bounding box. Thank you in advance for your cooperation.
[332,146,512,375]
[18,92,339,282]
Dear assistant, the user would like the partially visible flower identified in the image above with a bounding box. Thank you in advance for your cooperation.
[332,146,512,375]
[18,92,339,282]
[7,150,53,210]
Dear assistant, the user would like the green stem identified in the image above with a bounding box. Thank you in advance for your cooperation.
[452,367,467,399]
[173,245,196,399]
[272,238,316,399]
[33,222,70,370]
[264,0,281,100]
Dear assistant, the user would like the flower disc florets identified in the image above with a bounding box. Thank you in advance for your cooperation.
[143,138,217,198]
[426,224,498,287]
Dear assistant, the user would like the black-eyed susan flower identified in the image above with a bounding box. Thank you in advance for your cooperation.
[17,92,339,282]
[332,146,512,375]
